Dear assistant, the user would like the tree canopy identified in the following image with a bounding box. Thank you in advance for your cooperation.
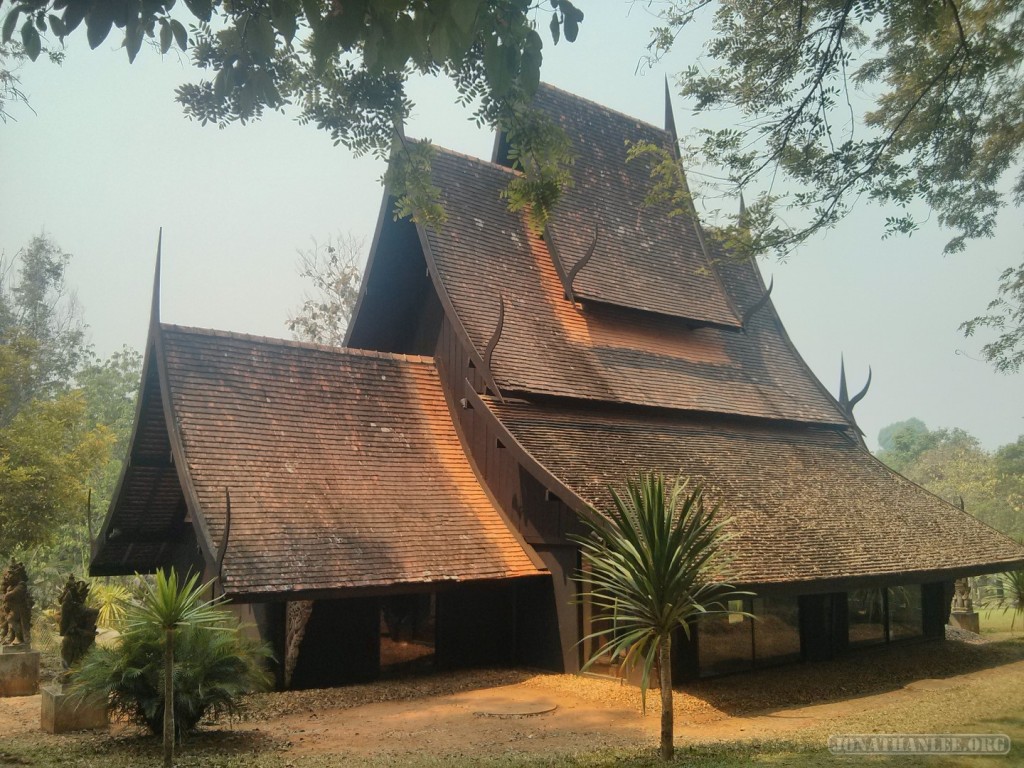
[876,420,1024,539]
[652,0,1024,373]
[287,233,363,347]
[1,0,584,227]
[0,234,140,558]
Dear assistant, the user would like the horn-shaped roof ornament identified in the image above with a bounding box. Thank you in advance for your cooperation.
[838,355,872,430]
[741,276,773,330]
[483,296,506,375]
[216,487,232,594]
[565,224,600,303]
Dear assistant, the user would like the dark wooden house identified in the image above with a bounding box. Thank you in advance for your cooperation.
[92,85,1024,685]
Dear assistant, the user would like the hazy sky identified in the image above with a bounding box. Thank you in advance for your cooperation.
[1,3,1020,451]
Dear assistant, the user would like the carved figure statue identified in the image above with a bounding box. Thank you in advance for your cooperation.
[57,574,98,679]
[0,558,33,646]
[952,577,974,613]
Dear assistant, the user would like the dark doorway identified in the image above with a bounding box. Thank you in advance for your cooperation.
[380,593,436,677]
[289,597,381,688]
[799,592,847,661]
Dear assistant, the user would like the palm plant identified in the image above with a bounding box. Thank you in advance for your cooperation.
[140,570,226,766]
[987,569,1024,631]
[573,474,750,761]
[88,579,131,629]
[72,606,271,737]
[71,569,266,767]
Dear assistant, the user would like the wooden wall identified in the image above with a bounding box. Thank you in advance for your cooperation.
[433,313,581,673]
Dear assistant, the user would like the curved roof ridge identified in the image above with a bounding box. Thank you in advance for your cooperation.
[536,81,670,138]
[430,142,520,176]
[159,323,436,364]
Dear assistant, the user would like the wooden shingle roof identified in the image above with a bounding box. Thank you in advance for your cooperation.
[531,84,741,328]
[422,147,848,424]
[485,396,1024,587]
[94,324,544,597]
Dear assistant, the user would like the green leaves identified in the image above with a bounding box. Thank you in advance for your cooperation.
[652,1,1024,373]
[170,20,187,51]
[572,474,749,711]
[126,569,225,635]
[85,5,113,49]
[2,10,20,45]
[182,0,213,23]
[70,570,271,738]
[19,17,38,60]
[961,263,1024,374]
[270,0,296,45]
[502,106,575,232]
[158,22,172,55]
[7,0,586,234]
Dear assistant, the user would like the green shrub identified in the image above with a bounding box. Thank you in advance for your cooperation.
[72,597,272,736]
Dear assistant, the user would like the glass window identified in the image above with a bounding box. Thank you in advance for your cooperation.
[752,595,801,666]
[698,599,753,676]
[848,588,886,646]
[888,584,924,641]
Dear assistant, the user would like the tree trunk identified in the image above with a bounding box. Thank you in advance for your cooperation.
[163,627,174,768]
[659,637,674,760]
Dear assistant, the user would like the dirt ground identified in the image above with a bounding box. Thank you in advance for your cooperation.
[2,638,1023,762]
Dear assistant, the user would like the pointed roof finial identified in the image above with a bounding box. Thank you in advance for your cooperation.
[838,354,849,406]
[664,76,678,148]
[150,228,162,330]
[738,190,749,228]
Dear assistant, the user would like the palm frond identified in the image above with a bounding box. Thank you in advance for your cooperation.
[572,473,752,709]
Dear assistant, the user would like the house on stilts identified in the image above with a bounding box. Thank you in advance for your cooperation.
[91,84,1024,687]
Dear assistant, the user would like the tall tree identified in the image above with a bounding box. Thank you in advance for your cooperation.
[573,474,748,761]
[876,420,1024,539]
[876,418,945,474]
[77,346,143,509]
[0,388,111,555]
[0,233,86,417]
[650,1,1024,373]
[1,0,584,227]
[287,234,364,347]
[0,235,137,557]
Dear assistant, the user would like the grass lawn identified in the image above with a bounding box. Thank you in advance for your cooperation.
[979,608,1023,635]
[2,724,1021,767]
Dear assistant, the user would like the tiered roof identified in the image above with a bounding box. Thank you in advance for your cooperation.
[95,84,1024,594]
[422,146,847,423]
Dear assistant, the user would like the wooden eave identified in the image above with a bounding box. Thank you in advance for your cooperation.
[90,252,219,578]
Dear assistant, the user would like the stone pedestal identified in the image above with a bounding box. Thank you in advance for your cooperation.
[40,683,108,733]
[0,644,40,697]
[951,611,981,634]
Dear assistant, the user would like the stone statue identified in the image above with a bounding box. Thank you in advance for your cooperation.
[953,577,974,613]
[0,558,33,647]
[57,575,98,680]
